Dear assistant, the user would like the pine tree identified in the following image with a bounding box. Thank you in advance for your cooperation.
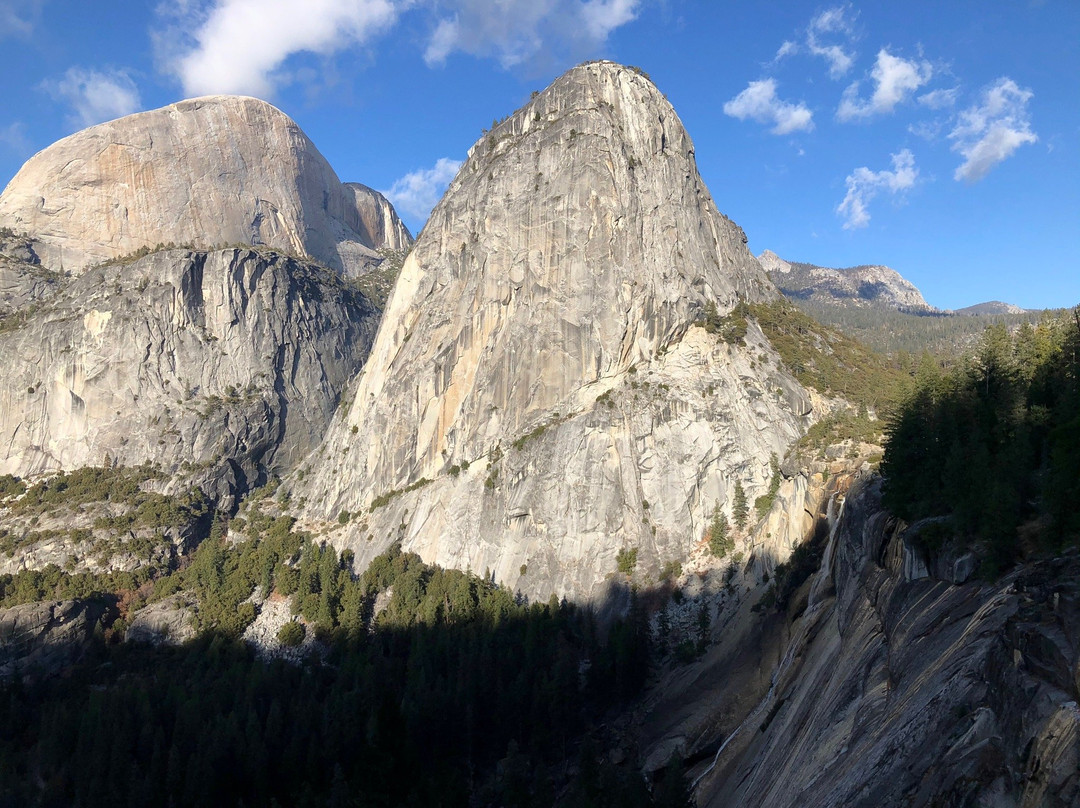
[708,502,733,558]
[732,480,749,530]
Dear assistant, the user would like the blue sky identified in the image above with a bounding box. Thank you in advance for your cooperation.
[1,1,1077,310]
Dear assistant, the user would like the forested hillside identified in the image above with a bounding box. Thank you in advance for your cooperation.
[0,490,689,807]
[882,312,1080,574]
[789,296,1051,358]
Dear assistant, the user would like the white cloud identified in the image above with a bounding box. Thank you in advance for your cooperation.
[771,39,798,63]
[581,0,639,41]
[0,0,42,39]
[382,157,462,222]
[723,79,813,135]
[159,0,399,98]
[918,87,958,110]
[837,49,932,121]
[806,5,856,79]
[837,149,918,229]
[949,78,1037,183]
[43,67,142,128]
[423,0,640,69]
[157,0,642,94]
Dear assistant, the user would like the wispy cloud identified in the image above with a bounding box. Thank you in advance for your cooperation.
[158,0,399,98]
[0,0,43,39]
[770,39,798,64]
[918,87,958,110]
[806,5,856,79]
[581,0,639,41]
[837,149,918,229]
[723,79,813,135]
[42,67,142,128]
[382,157,462,223]
[950,78,1037,182]
[837,49,932,121]
[423,0,641,69]
[0,121,32,157]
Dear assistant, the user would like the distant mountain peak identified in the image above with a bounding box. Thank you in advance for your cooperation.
[951,300,1028,316]
[758,251,933,313]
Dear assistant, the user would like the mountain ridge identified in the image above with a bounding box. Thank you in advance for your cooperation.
[292,60,820,602]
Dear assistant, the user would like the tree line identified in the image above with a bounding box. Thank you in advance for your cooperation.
[882,313,1080,574]
[0,499,692,807]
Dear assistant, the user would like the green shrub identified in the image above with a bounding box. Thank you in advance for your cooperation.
[754,454,782,520]
[277,620,305,647]
[616,547,638,576]
[0,474,25,500]
[659,560,682,582]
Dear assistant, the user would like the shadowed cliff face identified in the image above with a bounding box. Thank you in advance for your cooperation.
[679,476,1079,808]
[0,96,411,277]
[0,247,378,509]
[293,62,818,603]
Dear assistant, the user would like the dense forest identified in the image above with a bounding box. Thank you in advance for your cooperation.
[0,492,691,807]
[882,312,1080,574]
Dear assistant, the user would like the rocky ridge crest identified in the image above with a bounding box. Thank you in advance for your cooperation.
[0,96,411,276]
[759,249,933,312]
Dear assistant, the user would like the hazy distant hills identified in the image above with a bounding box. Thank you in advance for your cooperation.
[758,250,1042,356]
[758,249,934,313]
[953,300,1028,316]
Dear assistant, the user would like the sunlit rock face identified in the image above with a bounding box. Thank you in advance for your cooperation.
[0,95,410,277]
[759,249,934,312]
[295,61,816,603]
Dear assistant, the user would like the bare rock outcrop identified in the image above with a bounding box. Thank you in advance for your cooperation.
[759,249,933,312]
[0,246,378,508]
[687,476,1080,807]
[0,96,411,276]
[0,231,59,317]
[125,594,197,645]
[294,62,814,602]
[0,599,104,678]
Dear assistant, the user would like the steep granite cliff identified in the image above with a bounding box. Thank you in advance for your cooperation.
[294,62,817,602]
[674,475,1079,807]
[0,96,411,276]
[0,246,377,508]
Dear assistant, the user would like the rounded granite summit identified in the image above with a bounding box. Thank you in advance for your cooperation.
[0,95,410,276]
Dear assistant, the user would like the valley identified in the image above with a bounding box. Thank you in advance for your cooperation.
[0,61,1076,807]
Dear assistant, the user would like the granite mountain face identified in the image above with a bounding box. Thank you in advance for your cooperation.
[0,97,409,508]
[0,96,410,277]
[292,61,818,603]
[0,61,1076,808]
[0,245,377,508]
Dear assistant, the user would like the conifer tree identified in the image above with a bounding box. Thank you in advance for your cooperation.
[708,502,733,558]
[732,480,749,530]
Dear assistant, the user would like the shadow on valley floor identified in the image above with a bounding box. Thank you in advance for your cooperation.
[0,565,701,808]
[0,468,853,808]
